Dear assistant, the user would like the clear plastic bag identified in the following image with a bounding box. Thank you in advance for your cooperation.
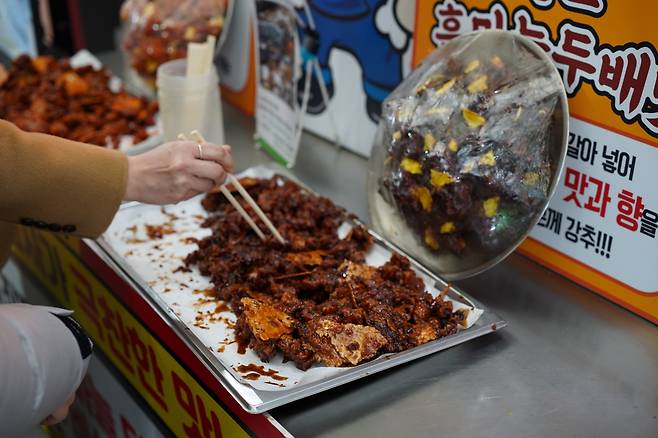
[368,31,567,279]
[121,0,229,92]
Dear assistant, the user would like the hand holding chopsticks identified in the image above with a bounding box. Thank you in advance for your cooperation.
[124,137,230,205]
[179,131,287,245]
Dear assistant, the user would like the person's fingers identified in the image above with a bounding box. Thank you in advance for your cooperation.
[189,159,227,186]
[220,145,234,173]
[195,142,234,172]
[189,176,215,195]
[41,394,75,426]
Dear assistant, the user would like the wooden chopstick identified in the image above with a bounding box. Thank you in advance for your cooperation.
[218,185,267,241]
[225,173,286,245]
[186,130,287,245]
[179,132,266,241]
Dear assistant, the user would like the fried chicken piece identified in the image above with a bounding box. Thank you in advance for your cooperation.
[286,250,326,266]
[411,323,438,344]
[339,260,378,282]
[59,72,89,96]
[111,94,143,116]
[306,319,387,366]
[31,56,51,73]
[241,298,293,342]
[276,334,316,370]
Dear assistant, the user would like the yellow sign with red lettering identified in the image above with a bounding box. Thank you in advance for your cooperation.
[413,0,658,323]
[11,229,252,438]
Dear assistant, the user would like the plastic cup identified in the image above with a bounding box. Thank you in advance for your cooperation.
[156,59,225,144]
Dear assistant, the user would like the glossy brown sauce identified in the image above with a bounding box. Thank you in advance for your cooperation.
[236,364,288,381]
[215,302,229,313]
[236,339,248,355]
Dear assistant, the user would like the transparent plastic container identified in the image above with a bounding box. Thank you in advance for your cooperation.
[156,58,224,144]
[368,30,569,280]
[121,0,232,96]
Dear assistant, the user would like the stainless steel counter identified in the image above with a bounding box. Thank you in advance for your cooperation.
[217,104,658,438]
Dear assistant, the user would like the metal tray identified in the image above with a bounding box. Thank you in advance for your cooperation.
[94,163,506,413]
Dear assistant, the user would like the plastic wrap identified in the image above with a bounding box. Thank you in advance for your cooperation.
[369,31,567,279]
[121,0,229,92]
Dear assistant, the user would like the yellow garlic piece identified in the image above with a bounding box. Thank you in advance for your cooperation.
[209,15,225,28]
[424,133,436,151]
[483,197,500,218]
[143,2,156,17]
[465,59,480,73]
[448,139,459,152]
[435,78,456,96]
[411,186,433,212]
[479,150,496,166]
[392,130,402,141]
[424,229,439,250]
[431,170,454,188]
[467,75,488,94]
[401,158,422,174]
[515,107,523,120]
[523,172,539,186]
[463,108,486,128]
[440,222,456,234]
[427,106,450,115]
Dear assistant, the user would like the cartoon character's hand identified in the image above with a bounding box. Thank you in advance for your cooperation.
[395,0,415,33]
[375,0,411,50]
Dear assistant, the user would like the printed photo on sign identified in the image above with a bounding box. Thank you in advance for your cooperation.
[255,0,302,166]
[259,3,297,107]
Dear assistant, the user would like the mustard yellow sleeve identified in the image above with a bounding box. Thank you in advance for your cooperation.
[0,119,128,238]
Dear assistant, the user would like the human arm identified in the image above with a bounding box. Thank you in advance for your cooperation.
[0,118,233,237]
[0,304,90,435]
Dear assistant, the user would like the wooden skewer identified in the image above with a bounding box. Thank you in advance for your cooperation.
[190,130,287,245]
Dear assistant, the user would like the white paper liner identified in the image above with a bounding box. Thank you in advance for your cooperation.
[103,167,483,391]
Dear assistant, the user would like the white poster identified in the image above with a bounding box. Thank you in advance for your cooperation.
[531,118,658,293]
[255,0,302,167]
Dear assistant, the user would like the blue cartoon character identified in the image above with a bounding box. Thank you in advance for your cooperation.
[297,0,410,122]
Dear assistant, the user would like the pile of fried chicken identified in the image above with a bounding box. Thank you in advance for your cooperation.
[0,55,157,147]
[185,177,468,370]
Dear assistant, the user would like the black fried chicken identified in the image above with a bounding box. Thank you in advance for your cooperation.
[185,177,468,370]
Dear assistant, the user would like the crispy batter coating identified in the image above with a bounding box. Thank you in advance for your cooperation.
[186,177,467,370]
[311,319,388,366]
[241,297,294,342]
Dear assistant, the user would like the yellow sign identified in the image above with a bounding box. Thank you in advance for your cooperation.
[12,229,252,438]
